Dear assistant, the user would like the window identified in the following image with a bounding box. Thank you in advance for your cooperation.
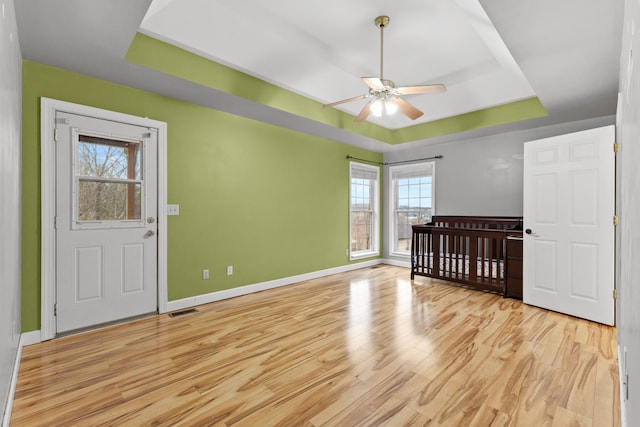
[350,162,380,259]
[389,162,435,255]
[73,131,145,228]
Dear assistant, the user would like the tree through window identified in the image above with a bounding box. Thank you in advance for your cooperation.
[76,134,142,221]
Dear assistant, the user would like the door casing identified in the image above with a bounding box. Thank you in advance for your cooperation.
[40,97,168,340]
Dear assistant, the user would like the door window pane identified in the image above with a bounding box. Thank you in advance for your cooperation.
[75,134,143,224]
[78,181,141,221]
[78,135,141,180]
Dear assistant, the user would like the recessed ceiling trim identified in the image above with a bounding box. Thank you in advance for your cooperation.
[126,32,547,145]
[392,97,547,144]
[127,32,395,143]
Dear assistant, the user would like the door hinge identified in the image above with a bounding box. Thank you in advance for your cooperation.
[614,215,619,226]
[613,289,618,299]
[54,304,57,316]
[54,216,57,229]
[613,143,620,153]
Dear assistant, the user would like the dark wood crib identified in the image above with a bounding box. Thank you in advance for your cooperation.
[410,216,523,298]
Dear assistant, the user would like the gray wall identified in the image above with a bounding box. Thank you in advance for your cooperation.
[617,0,639,424]
[0,0,22,421]
[382,116,614,261]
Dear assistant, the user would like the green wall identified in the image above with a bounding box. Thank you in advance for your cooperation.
[22,60,382,332]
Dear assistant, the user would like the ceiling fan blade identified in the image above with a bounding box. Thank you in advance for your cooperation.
[392,97,424,120]
[396,84,446,95]
[354,102,373,122]
[362,77,385,90]
[322,94,367,109]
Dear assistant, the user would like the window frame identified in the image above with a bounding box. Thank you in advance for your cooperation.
[349,161,380,260]
[388,161,436,257]
[71,128,147,230]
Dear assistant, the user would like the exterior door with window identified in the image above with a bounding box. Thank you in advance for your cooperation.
[55,111,158,333]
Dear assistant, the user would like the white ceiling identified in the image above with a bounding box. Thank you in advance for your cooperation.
[14,0,624,151]
[139,0,536,130]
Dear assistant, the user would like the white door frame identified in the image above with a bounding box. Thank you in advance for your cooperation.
[40,97,168,340]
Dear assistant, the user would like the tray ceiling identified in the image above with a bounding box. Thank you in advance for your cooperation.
[14,0,623,150]
[140,0,538,130]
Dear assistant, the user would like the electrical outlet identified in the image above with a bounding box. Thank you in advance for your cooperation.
[226,265,233,275]
[345,248,349,256]
[202,269,209,280]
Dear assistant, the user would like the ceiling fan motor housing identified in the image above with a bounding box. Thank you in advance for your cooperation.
[369,79,397,98]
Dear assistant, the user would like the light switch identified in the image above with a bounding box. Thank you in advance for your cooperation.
[167,204,180,216]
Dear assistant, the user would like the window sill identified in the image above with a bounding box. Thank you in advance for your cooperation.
[389,251,411,258]
[350,251,379,261]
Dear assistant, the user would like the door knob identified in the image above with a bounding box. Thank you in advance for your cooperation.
[145,230,155,237]
[525,228,533,234]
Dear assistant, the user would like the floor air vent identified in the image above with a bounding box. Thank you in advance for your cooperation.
[168,308,198,318]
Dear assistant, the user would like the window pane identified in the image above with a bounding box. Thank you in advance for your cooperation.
[351,180,371,210]
[78,135,142,180]
[394,209,433,253]
[395,213,412,252]
[351,211,372,251]
[78,180,141,221]
[398,183,409,199]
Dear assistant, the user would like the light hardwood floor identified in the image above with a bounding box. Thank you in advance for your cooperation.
[11,265,620,426]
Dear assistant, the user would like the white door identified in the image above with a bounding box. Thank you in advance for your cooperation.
[523,125,615,325]
[55,111,158,333]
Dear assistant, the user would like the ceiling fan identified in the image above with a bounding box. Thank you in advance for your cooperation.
[323,15,446,122]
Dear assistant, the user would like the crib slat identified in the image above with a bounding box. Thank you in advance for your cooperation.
[467,235,476,283]
[433,230,440,277]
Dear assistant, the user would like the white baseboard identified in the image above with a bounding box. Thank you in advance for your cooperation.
[618,344,627,427]
[167,259,384,312]
[2,331,42,426]
[20,330,42,347]
[2,331,31,427]
[381,258,411,268]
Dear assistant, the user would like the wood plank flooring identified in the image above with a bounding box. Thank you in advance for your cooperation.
[11,265,620,426]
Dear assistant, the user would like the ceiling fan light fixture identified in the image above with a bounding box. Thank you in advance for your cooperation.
[370,96,399,118]
[385,97,399,115]
[370,99,384,117]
